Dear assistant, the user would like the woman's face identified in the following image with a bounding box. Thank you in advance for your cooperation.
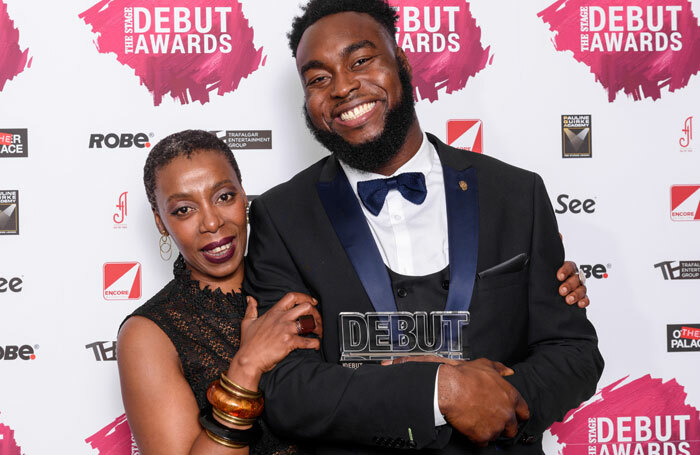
[153,150,247,291]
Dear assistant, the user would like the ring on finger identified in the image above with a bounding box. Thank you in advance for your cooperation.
[577,269,586,286]
[295,315,316,335]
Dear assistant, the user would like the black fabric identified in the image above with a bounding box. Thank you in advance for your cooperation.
[123,255,296,455]
[386,265,449,314]
[244,133,603,454]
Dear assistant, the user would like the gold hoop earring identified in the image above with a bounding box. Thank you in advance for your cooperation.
[245,201,250,225]
[159,232,172,261]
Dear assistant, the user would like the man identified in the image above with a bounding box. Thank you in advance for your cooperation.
[244,0,603,453]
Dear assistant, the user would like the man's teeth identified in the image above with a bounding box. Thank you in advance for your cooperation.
[206,242,232,255]
[340,102,376,121]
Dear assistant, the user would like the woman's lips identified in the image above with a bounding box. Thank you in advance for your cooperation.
[201,236,236,264]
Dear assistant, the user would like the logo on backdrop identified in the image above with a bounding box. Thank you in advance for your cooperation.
[550,375,700,455]
[85,414,137,455]
[0,129,28,158]
[89,133,152,149]
[0,190,19,235]
[210,130,272,150]
[0,414,22,455]
[562,115,592,158]
[670,185,700,221]
[79,2,264,106]
[654,261,700,280]
[86,341,118,361]
[0,1,31,92]
[0,276,22,293]
[0,344,37,360]
[555,194,596,214]
[446,120,483,153]
[103,262,142,300]
[680,116,693,152]
[539,2,700,102]
[114,191,128,229]
[668,324,700,352]
[580,263,611,280]
[389,1,492,102]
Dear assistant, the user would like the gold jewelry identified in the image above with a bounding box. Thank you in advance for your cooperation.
[220,373,262,399]
[204,429,247,449]
[159,232,172,261]
[245,201,250,225]
[212,406,257,426]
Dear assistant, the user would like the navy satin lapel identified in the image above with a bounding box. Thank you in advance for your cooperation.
[443,166,479,312]
[317,169,397,313]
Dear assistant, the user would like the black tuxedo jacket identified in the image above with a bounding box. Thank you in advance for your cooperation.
[244,134,603,454]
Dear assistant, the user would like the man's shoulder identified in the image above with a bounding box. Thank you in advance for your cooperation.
[257,155,330,205]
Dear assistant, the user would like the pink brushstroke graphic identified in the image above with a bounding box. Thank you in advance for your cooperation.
[0,412,22,455]
[79,1,264,106]
[85,413,138,455]
[550,375,700,455]
[389,1,492,102]
[0,1,31,92]
[539,1,700,102]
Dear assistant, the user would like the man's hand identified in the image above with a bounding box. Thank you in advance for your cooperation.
[384,356,529,446]
[557,261,590,308]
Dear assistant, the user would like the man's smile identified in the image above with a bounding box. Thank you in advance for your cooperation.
[332,100,381,129]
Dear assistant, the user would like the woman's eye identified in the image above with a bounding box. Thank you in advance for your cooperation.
[171,206,191,216]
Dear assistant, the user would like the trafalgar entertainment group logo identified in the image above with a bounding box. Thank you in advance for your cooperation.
[103,262,142,300]
[539,2,700,102]
[0,129,28,158]
[550,375,700,455]
[446,120,483,153]
[0,190,19,235]
[654,261,700,280]
[670,185,700,221]
[562,115,592,158]
[389,1,492,102]
[79,2,265,106]
[210,130,272,150]
[86,341,117,361]
[679,116,693,152]
[667,324,700,352]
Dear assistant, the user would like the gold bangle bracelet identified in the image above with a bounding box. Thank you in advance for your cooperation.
[207,381,264,419]
[212,406,257,427]
[204,429,247,449]
[220,373,262,399]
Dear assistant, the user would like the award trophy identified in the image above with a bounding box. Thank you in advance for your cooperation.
[339,311,470,368]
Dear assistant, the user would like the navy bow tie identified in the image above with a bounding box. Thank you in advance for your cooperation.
[357,172,427,216]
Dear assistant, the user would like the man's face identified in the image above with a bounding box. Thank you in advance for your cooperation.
[296,12,417,172]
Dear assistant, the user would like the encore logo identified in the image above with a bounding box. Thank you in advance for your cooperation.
[103,262,142,300]
[446,120,483,154]
[670,185,700,221]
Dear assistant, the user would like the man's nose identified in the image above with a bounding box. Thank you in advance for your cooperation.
[331,70,360,98]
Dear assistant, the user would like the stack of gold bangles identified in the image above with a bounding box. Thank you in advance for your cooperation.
[200,373,264,448]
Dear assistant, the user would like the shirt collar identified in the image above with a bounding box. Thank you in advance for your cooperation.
[339,132,434,194]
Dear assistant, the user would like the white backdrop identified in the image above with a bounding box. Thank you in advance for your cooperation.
[1,1,699,454]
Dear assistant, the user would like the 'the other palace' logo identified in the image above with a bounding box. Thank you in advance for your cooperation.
[103,262,142,300]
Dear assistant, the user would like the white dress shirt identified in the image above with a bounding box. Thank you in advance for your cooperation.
[339,132,449,426]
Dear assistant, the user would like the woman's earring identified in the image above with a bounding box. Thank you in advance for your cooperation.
[245,201,250,225]
[159,232,172,261]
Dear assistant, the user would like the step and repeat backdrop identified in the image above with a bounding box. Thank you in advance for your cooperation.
[1,0,699,454]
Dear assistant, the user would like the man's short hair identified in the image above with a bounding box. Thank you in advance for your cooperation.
[288,0,399,57]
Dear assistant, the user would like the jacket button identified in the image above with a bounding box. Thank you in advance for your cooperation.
[441,280,450,290]
[397,288,408,298]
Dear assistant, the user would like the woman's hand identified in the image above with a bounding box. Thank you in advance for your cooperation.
[228,292,323,389]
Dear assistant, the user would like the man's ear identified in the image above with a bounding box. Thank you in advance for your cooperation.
[153,208,167,235]
[395,46,413,80]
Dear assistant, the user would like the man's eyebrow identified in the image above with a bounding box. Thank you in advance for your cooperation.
[300,60,325,75]
[300,40,378,75]
[341,40,377,58]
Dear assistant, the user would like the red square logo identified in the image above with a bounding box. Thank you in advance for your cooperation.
[670,185,700,221]
[103,262,142,300]
[447,120,483,154]
[0,133,12,146]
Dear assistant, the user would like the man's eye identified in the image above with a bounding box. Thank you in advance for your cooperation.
[353,57,371,68]
[219,192,236,202]
[307,76,327,86]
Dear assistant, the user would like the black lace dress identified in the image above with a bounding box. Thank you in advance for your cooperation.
[123,255,296,455]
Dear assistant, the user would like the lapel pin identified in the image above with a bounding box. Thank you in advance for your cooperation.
[459,180,468,191]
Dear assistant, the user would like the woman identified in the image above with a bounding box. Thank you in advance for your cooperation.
[118,130,320,455]
[118,130,589,455]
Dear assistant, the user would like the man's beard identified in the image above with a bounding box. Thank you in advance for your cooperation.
[304,63,417,173]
